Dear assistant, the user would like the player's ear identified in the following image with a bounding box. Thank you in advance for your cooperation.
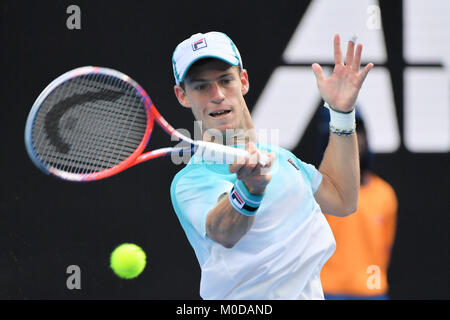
[240,69,249,96]
[174,85,191,108]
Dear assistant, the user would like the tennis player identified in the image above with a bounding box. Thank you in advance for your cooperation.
[170,31,373,299]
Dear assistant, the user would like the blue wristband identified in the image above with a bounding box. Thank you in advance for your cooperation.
[228,180,264,216]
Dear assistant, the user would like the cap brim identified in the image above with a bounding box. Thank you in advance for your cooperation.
[178,51,240,84]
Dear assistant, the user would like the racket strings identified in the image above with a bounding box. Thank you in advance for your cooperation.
[31,73,148,174]
[34,75,118,172]
[70,74,146,173]
[104,75,146,170]
[64,75,139,172]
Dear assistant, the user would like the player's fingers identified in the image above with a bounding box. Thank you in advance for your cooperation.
[333,34,343,65]
[345,38,355,67]
[251,151,276,177]
[245,141,259,165]
[358,62,374,85]
[259,151,274,168]
[267,152,276,168]
[312,63,325,83]
[352,43,363,71]
[245,141,257,153]
[237,153,259,180]
[259,151,275,177]
[229,155,247,173]
[230,142,256,172]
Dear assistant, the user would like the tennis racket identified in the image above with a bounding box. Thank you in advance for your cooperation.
[24,66,269,182]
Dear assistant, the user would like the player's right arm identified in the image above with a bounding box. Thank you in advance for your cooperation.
[206,142,275,248]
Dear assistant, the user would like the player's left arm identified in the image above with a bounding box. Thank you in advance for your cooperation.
[312,34,374,217]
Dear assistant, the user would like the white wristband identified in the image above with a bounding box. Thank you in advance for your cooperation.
[324,102,356,135]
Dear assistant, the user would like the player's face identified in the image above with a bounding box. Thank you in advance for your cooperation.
[174,61,250,133]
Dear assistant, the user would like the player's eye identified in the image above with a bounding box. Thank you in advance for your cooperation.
[220,78,233,86]
[194,83,208,91]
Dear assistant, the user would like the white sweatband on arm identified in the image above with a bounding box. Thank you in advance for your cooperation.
[324,102,356,136]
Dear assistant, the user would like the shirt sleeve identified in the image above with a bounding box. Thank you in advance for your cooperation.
[170,166,234,239]
[294,157,323,193]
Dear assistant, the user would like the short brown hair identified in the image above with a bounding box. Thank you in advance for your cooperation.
[179,58,241,90]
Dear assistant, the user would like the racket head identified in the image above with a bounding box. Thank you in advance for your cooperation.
[25,66,154,182]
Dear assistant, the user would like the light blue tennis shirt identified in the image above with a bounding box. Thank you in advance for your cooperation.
[170,143,336,299]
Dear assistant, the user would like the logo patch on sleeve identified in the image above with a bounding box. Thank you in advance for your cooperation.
[288,158,300,170]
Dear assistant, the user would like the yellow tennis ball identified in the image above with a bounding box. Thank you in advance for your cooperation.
[110,243,146,279]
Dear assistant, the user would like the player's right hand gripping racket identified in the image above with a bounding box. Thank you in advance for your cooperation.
[24,66,269,182]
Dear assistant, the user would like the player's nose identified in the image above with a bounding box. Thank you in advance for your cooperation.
[210,82,225,104]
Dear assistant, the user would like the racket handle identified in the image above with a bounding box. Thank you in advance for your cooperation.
[195,141,269,166]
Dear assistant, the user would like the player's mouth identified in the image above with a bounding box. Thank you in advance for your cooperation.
[209,109,232,119]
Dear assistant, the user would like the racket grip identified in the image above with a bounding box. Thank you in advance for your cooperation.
[195,141,269,166]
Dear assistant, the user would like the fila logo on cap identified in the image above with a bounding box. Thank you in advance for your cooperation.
[192,38,207,51]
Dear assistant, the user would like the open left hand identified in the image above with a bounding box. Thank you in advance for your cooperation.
[312,34,374,113]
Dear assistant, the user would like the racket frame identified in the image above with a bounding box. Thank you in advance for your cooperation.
[25,66,267,182]
[25,66,155,182]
